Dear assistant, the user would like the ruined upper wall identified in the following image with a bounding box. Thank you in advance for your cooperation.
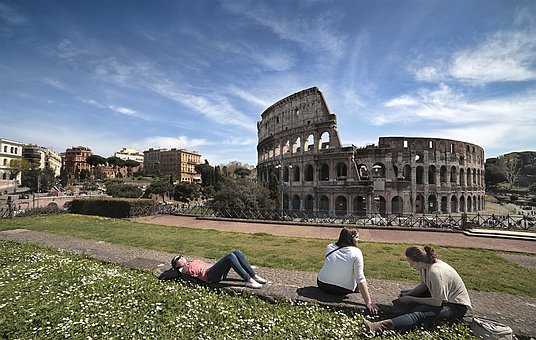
[257,87,336,144]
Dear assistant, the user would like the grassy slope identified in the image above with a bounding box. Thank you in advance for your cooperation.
[1,214,535,298]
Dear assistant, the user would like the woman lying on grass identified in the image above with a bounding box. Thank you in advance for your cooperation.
[365,245,471,332]
[317,227,378,315]
[171,249,269,289]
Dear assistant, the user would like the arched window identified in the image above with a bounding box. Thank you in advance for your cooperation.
[467,197,472,212]
[451,195,458,213]
[459,168,465,186]
[473,196,477,211]
[416,166,424,184]
[428,194,438,213]
[305,164,314,181]
[450,166,457,183]
[441,196,448,213]
[283,166,289,182]
[292,137,301,153]
[416,194,425,213]
[403,165,412,180]
[274,145,280,157]
[335,196,347,216]
[319,195,329,212]
[466,169,471,186]
[319,132,330,150]
[391,196,403,215]
[282,140,290,154]
[305,195,314,211]
[336,162,347,178]
[372,162,385,178]
[460,196,466,212]
[2,159,6,166]
[440,166,447,183]
[304,135,314,151]
[376,196,386,216]
[353,196,366,216]
[293,166,300,182]
[358,165,369,179]
[428,165,437,184]
[472,169,477,186]
[320,163,329,181]
[292,195,301,210]
[2,173,6,180]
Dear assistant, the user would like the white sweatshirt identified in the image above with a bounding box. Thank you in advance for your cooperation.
[317,243,366,291]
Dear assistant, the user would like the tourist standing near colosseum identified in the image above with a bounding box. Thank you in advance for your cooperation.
[317,228,378,315]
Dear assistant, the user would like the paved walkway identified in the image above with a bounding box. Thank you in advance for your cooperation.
[134,215,536,254]
[1,229,535,337]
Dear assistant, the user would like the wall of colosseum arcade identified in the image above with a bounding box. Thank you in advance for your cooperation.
[257,87,486,216]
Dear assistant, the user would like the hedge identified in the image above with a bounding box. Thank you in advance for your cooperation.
[68,198,155,218]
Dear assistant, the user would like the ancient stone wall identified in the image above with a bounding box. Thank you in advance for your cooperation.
[257,87,485,216]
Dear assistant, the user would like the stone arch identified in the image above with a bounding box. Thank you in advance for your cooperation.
[473,196,477,211]
[467,197,472,212]
[440,166,447,183]
[372,162,386,178]
[304,164,314,181]
[282,140,290,154]
[305,195,314,211]
[377,196,386,216]
[428,165,437,184]
[2,173,6,180]
[292,195,301,210]
[336,162,348,178]
[305,134,314,152]
[450,166,457,183]
[319,163,330,181]
[466,169,471,186]
[440,196,448,213]
[472,169,477,186]
[47,202,59,209]
[459,195,466,212]
[319,131,330,150]
[391,196,403,215]
[450,195,458,213]
[274,145,280,157]
[460,168,465,186]
[477,195,481,210]
[293,166,300,182]
[428,194,438,213]
[358,164,369,179]
[268,149,274,159]
[319,195,329,212]
[292,137,301,153]
[416,194,425,213]
[416,166,424,184]
[335,196,348,216]
[353,196,366,216]
[403,164,412,180]
[283,166,290,182]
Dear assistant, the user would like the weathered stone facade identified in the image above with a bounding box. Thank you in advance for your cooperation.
[257,87,485,216]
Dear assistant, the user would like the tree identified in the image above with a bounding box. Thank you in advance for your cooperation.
[499,155,521,189]
[124,160,140,168]
[234,167,252,179]
[213,178,274,210]
[144,179,173,201]
[86,155,107,167]
[106,183,143,198]
[195,160,215,187]
[173,182,201,202]
[106,156,126,167]
[21,166,56,193]
[8,159,30,180]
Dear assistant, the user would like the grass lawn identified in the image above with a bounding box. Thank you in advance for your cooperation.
[0,241,475,339]
[1,214,535,298]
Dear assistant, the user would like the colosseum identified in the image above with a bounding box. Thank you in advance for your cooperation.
[257,87,486,216]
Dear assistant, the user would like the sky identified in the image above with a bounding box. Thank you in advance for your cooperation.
[1,0,536,164]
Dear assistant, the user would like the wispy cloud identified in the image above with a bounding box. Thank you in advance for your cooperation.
[220,1,346,57]
[0,2,27,25]
[42,78,69,91]
[228,85,269,108]
[80,97,148,120]
[412,28,536,84]
[132,136,209,151]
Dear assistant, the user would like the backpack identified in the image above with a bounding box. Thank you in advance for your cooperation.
[470,317,513,340]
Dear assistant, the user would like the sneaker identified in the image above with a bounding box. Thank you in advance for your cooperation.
[253,275,270,284]
[245,279,263,289]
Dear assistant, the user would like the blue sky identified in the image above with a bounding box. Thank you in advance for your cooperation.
[1,0,536,164]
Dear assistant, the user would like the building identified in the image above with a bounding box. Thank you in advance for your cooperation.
[63,146,92,178]
[256,87,485,216]
[22,145,62,177]
[160,149,202,183]
[143,148,164,176]
[0,138,24,184]
[114,147,144,164]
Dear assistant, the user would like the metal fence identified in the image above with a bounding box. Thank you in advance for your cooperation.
[159,204,536,232]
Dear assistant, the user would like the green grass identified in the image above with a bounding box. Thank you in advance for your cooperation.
[1,214,535,298]
[0,241,475,339]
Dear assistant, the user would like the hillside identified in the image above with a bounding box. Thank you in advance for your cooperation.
[485,151,536,189]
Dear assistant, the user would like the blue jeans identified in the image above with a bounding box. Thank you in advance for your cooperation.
[206,250,256,283]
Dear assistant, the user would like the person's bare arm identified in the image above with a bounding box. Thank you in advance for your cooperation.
[401,282,428,297]
[358,281,378,314]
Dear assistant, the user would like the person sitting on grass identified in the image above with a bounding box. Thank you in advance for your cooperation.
[317,227,378,315]
[171,249,269,289]
[364,246,471,332]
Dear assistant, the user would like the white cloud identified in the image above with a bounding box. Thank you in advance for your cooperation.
[133,136,209,151]
[108,105,137,116]
[412,29,536,84]
[384,95,418,108]
[228,86,269,108]
[221,1,346,57]
[0,3,27,25]
[80,98,148,120]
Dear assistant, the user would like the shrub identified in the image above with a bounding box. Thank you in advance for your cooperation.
[213,178,274,210]
[68,198,155,218]
[106,183,143,198]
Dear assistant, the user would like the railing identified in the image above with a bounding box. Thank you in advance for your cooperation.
[158,204,536,232]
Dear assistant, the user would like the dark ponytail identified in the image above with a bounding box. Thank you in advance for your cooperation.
[405,246,437,264]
